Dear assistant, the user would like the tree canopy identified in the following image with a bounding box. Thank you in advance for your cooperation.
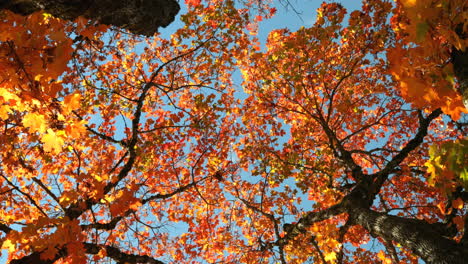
[0,0,467,263]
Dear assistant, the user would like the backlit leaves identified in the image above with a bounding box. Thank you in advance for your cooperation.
[22,113,47,133]
[389,0,468,119]
[426,138,468,191]
[0,0,467,264]
[41,129,65,154]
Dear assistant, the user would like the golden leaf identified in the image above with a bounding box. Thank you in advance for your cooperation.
[41,129,65,154]
[23,113,48,133]
[324,251,336,262]
[62,92,82,114]
[2,239,15,252]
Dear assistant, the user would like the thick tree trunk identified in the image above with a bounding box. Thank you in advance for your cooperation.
[452,48,468,108]
[452,23,468,108]
[0,0,180,36]
[349,205,468,264]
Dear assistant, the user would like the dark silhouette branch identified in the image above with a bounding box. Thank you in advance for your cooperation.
[10,242,165,264]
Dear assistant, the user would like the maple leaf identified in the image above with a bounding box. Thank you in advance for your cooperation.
[0,105,11,120]
[22,113,48,133]
[2,239,15,252]
[64,120,87,138]
[324,251,336,262]
[40,247,57,260]
[186,0,201,7]
[41,128,65,154]
[452,198,464,210]
[62,92,82,114]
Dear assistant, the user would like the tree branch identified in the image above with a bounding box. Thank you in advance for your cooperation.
[10,242,165,264]
[368,108,442,199]
[0,222,12,234]
[310,235,327,264]
[278,203,345,245]
[84,243,165,264]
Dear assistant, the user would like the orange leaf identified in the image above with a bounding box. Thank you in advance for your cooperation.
[62,93,82,114]
[41,247,58,260]
[452,198,464,210]
[186,0,201,7]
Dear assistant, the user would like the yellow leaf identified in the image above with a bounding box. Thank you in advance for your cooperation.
[34,74,43,81]
[2,239,15,252]
[94,173,108,182]
[0,105,10,120]
[23,113,48,133]
[41,129,65,154]
[42,12,53,19]
[377,250,392,264]
[0,88,20,103]
[324,251,336,262]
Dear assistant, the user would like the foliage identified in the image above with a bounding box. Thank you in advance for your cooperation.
[389,0,468,119]
[426,138,468,191]
[0,0,467,263]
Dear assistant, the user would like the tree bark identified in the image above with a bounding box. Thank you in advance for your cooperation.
[0,0,180,36]
[10,242,165,264]
[348,205,468,264]
[452,48,468,108]
[451,23,468,108]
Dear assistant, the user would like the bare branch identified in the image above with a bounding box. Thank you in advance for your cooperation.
[0,222,12,234]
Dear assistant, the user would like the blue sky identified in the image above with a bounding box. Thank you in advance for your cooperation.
[162,1,363,45]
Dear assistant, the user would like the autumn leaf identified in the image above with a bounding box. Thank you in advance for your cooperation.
[324,251,336,262]
[186,0,201,7]
[23,113,48,133]
[59,190,79,207]
[40,247,57,260]
[41,128,65,154]
[453,198,464,210]
[426,138,468,192]
[2,239,15,252]
[453,216,465,231]
[416,22,429,42]
[62,92,82,114]
[65,120,88,138]
[0,105,11,120]
[377,250,392,264]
